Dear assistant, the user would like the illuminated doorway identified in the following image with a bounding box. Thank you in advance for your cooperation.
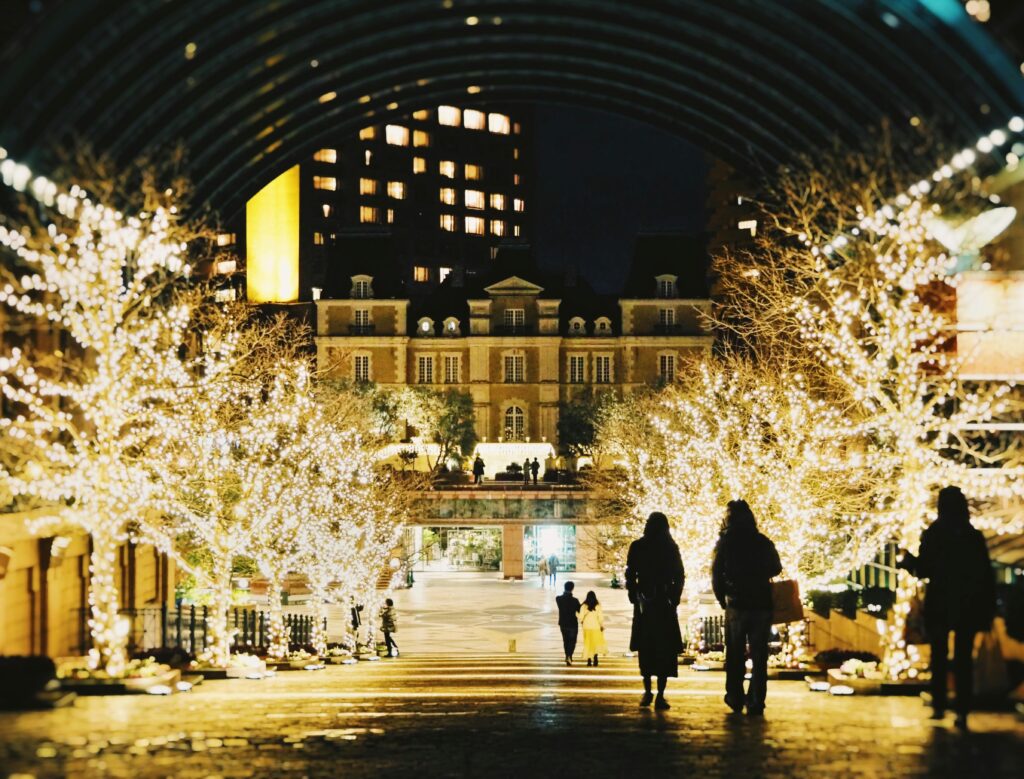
[525,525,576,572]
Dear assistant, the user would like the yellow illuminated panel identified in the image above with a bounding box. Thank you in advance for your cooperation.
[246,165,300,303]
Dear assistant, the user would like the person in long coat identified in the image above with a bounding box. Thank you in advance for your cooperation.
[625,511,685,710]
[711,500,782,716]
[900,486,996,730]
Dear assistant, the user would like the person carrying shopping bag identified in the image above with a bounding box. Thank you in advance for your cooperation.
[580,590,608,667]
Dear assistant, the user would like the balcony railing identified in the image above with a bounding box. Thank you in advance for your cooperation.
[348,324,376,335]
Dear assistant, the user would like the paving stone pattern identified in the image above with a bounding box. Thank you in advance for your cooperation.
[2,654,1022,779]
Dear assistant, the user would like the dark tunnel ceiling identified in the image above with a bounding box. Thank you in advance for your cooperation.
[1,0,1022,218]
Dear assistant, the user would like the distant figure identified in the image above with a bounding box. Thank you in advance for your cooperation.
[899,486,996,730]
[712,500,782,716]
[531,458,540,485]
[381,598,399,658]
[473,455,485,485]
[350,601,364,650]
[537,555,550,587]
[556,581,581,665]
[523,459,531,485]
[626,512,685,710]
[548,554,559,586]
[580,590,608,667]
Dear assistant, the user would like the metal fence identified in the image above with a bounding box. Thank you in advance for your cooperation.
[76,605,326,655]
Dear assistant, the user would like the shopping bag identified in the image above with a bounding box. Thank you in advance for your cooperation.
[771,579,804,625]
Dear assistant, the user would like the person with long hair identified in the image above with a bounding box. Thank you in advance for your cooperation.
[711,500,782,716]
[899,486,996,730]
[579,590,608,667]
[625,511,685,710]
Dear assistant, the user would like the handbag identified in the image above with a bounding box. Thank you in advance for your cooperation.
[771,579,804,625]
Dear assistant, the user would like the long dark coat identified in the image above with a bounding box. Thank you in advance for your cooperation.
[914,516,995,634]
[625,533,685,678]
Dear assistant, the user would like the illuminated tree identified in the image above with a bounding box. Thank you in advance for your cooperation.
[0,154,205,675]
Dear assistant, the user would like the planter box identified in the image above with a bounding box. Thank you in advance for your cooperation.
[769,667,817,681]
[62,668,180,696]
[194,660,268,679]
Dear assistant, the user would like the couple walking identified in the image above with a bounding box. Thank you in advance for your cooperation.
[555,582,608,666]
[537,554,559,587]
[626,506,781,714]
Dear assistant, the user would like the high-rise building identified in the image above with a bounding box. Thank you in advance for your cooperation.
[298,105,531,299]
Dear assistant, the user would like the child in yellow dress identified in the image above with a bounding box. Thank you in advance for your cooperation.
[580,590,608,667]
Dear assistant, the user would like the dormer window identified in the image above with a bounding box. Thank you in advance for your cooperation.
[595,317,611,335]
[656,274,678,299]
[443,317,461,335]
[351,275,374,299]
[417,317,435,335]
[568,317,586,335]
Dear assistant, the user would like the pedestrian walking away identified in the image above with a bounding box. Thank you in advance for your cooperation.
[522,458,531,485]
[712,500,782,716]
[537,555,549,587]
[580,590,608,667]
[556,581,581,665]
[898,486,996,730]
[473,455,485,484]
[381,598,399,657]
[548,554,559,586]
[626,511,685,710]
[530,457,540,485]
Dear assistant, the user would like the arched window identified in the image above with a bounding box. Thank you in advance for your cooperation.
[594,317,612,335]
[504,406,525,441]
[568,316,586,335]
[417,317,434,335]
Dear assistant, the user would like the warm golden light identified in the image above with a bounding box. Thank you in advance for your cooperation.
[246,164,300,303]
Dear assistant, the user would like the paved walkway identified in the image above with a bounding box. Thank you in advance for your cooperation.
[3,654,1022,778]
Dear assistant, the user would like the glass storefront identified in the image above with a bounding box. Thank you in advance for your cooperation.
[525,525,576,572]
[416,526,502,571]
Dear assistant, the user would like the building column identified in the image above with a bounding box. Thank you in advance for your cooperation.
[576,524,600,573]
[502,525,524,580]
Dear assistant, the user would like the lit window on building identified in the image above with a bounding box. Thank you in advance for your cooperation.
[386,125,410,145]
[413,266,430,283]
[419,318,433,334]
[513,148,519,160]
[438,105,461,126]
[353,279,372,298]
[465,163,483,180]
[738,219,758,236]
[440,160,457,178]
[465,216,485,235]
[595,355,611,383]
[387,208,394,224]
[491,220,506,237]
[365,149,373,166]
[313,232,325,245]
[488,113,511,134]
[504,405,525,439]
[659,308,675,327]
[313,148,337,163]
[444,354,461,383]
[413,156,427,173]
[464,109,486,130]
[657,278,677,298]
[440,188,457,205]
[321,204,332,218]
[513,197,524,212]
[569,355,585,384]
[413,129,431,147]
[216,232,236,247]
[504,308,525,329]
[313,176,337,191]
[439,267,453,283]
[413,109,430,121]
[354,309,370,328]
[490,193,506,210]
[465,190,485,209]
[504,355,524,384]
[440,213,457,232]
[359,127,376,140]
[388,180,406,199]
[214,288,236,302]
[513,224,521,237]
[418,355,434,383]
[354,354,370,382]
[360,206,380,223]
[659,354,676,382]
[514,173,521,186]
[360,178,378,196]
[513,121,521,134]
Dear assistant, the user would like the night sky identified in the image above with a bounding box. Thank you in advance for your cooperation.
[530,104,709,293]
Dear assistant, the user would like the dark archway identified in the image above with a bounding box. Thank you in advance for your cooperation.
[1,0,1021,216]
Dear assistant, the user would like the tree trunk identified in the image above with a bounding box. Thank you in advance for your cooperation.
[88,529,128,677]
[207,553,234,667]
[309,589,328,657]
[266,571,289,658]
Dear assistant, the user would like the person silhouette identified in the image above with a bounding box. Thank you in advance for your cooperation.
[472,455,485,485]
[556,581,581,665]
[899,486,996,730]
[712,500,782,716]
[531,458,540,485]
[626,512,685,710]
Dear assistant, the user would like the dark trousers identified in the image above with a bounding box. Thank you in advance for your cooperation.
[725,607,772,711]
[560,624,578,659]
[384,631,398,655]
[930,626,976,714]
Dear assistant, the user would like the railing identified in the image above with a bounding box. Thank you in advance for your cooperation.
[76,605,326,654]
[699,615,726,651]
[348,324,376,335]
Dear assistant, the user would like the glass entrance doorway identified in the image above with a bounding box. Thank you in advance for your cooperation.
[415,526,502,571]
[525,525,576,572]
